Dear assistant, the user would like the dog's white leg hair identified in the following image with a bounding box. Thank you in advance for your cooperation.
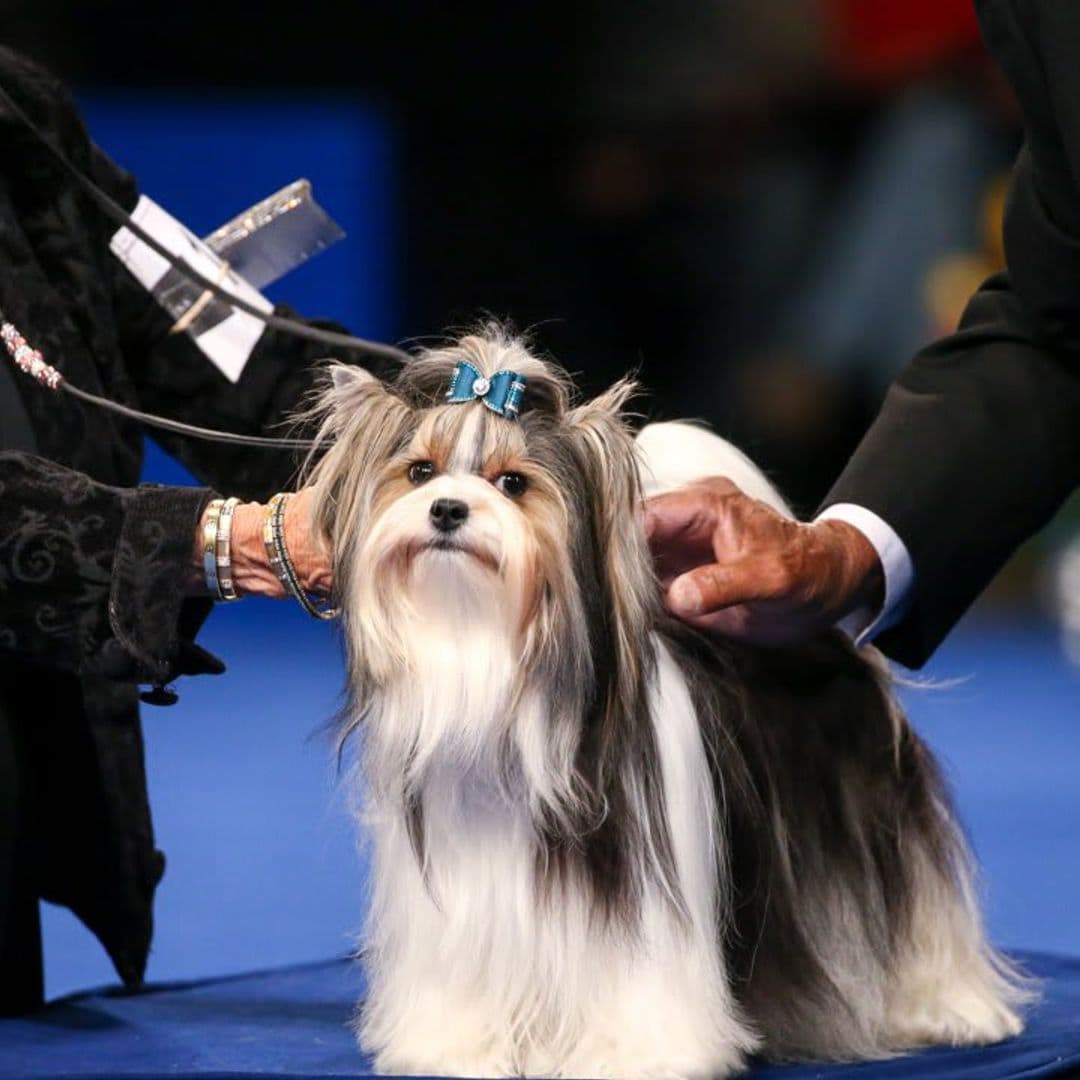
[821,650,1029,1053]
[882,848,1029,1048]
[355,607,531,1077]
[357,644,757,1078]
[358,780,530,1077]
[881,811,1031,1048]
[559,642,758,1080]
[847,653,1031,1051]
[634,420,791,516]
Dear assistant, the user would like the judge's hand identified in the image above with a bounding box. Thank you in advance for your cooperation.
[643,478,883,645]
[194,488,332,599]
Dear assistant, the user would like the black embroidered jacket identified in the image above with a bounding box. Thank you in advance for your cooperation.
[0,46,393,999]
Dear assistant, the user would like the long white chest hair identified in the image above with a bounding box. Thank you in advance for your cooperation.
[302,329,1027,1079]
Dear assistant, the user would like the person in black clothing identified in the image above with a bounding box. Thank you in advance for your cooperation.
[646,0,1080,671]
[0,47,393,1013]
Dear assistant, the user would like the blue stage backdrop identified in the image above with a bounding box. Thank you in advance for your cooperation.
[40,93,396,1000]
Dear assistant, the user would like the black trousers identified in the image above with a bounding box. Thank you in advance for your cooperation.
[0,680,44,1015]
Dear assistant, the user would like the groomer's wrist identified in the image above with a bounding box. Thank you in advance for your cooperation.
[189,500,280,598]
[228,502,285,597]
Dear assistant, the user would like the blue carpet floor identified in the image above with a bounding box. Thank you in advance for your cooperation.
[5,950,1080,1079]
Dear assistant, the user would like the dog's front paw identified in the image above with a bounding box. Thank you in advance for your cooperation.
[555,1035,749,1080]
[363,1013,517,1078]
[884,998,1025,1050]
[373,1047,515,1078]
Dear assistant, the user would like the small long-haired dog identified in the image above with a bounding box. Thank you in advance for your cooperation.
[304,329,1027,1078]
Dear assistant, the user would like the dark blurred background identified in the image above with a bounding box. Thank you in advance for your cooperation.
[7,0,1022,515]
[8,1,1080,1001]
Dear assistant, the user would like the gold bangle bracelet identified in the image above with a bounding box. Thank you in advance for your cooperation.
[265,491,337,621]
[215,496,241,602]
[202,498,225,600]
[263,493,293,595]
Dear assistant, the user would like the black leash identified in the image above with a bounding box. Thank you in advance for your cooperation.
[0,315,322,448]
[62,382,318,449]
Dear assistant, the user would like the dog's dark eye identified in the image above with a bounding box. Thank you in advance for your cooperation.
[408,461,435,485]
[494,471,528,497]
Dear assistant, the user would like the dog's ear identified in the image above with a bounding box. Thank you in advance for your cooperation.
[564,375,657,713]
[567,377,638,424]
[317,362,404,434]
[302,363,414,565]
[331,363,369,389]
[563,378,647,602]
[563,377,643,563]
[328,361,383,405]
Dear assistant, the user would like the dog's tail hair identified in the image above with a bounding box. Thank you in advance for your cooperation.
[664,625,1032,1060]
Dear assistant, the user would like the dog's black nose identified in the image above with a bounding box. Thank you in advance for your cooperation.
[430,498,469,532]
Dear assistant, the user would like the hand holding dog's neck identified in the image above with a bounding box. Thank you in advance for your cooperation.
[188,490,333,598]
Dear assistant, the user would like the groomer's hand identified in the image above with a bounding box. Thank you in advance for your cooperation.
[278,488,333,597]
[205,488,333,599]
[643,478,883,645]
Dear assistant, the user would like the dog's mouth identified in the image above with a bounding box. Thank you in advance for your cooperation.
[405,537,500,573]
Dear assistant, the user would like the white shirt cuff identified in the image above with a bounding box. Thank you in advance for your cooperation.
[814,503,915,646]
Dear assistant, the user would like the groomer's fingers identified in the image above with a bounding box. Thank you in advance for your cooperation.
[665,519,885,642]
[680,603,833,646]
[666,558,778,618]
[648,476,885,643]
[666,565,833,646]
[644,477,746,579]
[644,477,742,547]
[681,603,796,645]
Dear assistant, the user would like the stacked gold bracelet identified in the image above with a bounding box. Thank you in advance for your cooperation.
[202,498,225,599]
[263,492,338,621]
[216,497,240,601]
[202,496,243,602]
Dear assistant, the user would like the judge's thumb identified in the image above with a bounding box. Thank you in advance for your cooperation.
[667,561,761,618]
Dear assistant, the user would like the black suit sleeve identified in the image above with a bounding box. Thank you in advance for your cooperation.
[821,0,1080,668]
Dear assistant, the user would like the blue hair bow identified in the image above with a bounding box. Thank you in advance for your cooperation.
[445,361,527,420]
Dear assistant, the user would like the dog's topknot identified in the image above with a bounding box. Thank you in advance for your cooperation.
[394,323,573,419]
